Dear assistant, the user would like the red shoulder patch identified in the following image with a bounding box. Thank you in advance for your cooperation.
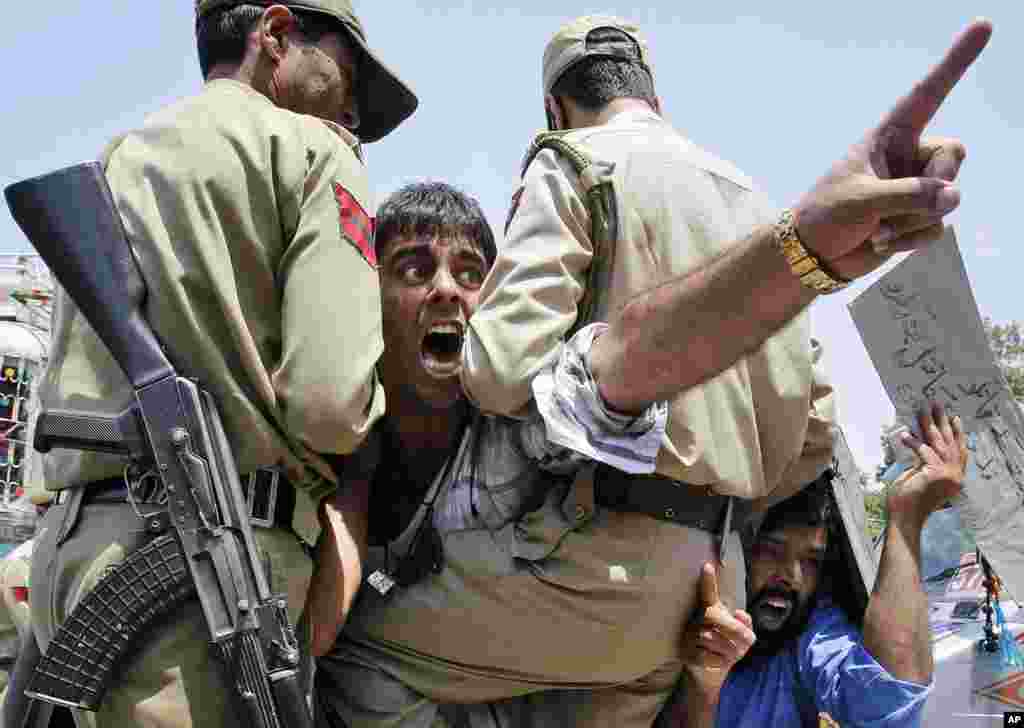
[334,183,377,268]
[504,186,525,236]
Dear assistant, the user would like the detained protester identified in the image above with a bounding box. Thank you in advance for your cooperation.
[666,404,967,728]
[315,180,669,727]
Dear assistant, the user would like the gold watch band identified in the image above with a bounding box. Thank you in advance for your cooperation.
[774,209,850,295]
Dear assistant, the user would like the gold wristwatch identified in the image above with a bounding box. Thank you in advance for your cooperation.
[774,209,850,295]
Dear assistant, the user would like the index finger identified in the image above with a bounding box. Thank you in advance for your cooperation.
[879,19,992,135]
[700,561,720,609]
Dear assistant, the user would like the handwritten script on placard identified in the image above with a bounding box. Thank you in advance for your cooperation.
[849,228,1024,599]
[850,228,1006,432]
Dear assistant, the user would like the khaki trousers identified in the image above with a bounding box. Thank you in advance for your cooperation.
[30,498,312,728]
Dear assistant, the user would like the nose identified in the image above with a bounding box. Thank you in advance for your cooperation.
[775,560,801,589]
[428,266,463,306]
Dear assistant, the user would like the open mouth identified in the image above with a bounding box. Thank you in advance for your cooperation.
[754,593,794,629]
[420,322,464,378]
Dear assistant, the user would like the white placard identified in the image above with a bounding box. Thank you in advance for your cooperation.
[849,228,1024,600]
[849,229,1005,432]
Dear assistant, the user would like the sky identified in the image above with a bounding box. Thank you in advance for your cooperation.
[1,1,1018,474]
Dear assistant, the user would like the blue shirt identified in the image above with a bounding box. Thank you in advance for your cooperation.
[716,600,931,728]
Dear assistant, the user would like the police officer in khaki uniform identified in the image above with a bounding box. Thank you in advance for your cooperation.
[25,2,416,726]
[465,15,836,606]
[452,17,834,720]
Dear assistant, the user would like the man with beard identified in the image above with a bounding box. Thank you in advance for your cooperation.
[665,404,967,728]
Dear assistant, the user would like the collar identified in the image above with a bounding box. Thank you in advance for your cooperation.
[319,119,365,163]
[606,106,663,126]
[203,79,365,162]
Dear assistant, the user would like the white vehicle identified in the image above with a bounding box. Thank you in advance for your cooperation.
[916,505,1023,726]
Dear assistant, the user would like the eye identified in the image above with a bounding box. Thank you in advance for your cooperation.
[398,262,430,285]
[456,267,484,288]
[802,558,823,574]
[751,543,785,560]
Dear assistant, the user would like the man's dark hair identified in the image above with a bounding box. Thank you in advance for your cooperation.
[375,182,497,267]
[550,28,656,112]
[195,4,343,79]
[754,469,863,626]
[759,471,836,537]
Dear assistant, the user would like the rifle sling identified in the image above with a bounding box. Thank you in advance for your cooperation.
[521,132,619,337]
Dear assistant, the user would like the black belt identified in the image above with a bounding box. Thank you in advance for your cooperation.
[594,464,749,534]
[75,469,294,530]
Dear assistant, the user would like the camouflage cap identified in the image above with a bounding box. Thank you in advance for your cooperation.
[542,15,652,95]
[195,0,418,142]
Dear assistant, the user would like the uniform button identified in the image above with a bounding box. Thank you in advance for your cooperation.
[575,505,588,521]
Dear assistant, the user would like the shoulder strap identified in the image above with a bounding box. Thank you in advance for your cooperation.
[522,132,619,337]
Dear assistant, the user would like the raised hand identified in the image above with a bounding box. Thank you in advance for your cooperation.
[681,562,757,697]
[887,402,969,524]
[793,19,993,280]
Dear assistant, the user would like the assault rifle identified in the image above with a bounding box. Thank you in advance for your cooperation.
[4,162,313,728]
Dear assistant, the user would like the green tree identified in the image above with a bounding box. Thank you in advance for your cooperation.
[864,492,886,541]
[984,317,1024,401]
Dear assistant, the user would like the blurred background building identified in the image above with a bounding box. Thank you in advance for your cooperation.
[0,255,51,551]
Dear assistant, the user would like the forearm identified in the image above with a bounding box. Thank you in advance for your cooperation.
[862,512,933,684]
[588,224,816,413]
[308,478,370,657]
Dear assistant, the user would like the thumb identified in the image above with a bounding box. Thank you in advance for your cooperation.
[864,177,960,218]
[700,561,720,608]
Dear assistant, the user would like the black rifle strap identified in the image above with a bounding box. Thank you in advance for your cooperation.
[55,486,86,548]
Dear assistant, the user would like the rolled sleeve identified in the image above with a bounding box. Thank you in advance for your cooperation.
[524,323,667,474]
[801,605,931,728]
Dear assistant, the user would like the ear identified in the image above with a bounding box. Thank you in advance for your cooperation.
[544,94,564,131]
[651,95,663,116]
[259,5,295,64]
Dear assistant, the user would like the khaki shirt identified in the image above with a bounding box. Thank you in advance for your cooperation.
[40,79,385,542]
[463,108,834,501]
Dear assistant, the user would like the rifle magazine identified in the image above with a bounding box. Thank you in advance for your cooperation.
[27,532,196,711]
